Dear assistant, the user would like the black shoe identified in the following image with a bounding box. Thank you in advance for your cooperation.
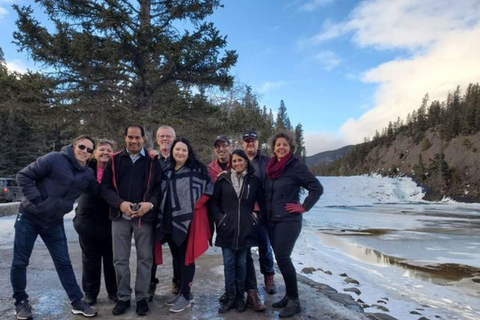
[272,295,289,308]
[279,298,301,318]
[218,293,235,313]
[235,290,246,313]
[136,299,149,316]
[71,300,97,318]
[112,300,130,316]
[15,300,33,320]
[84,296,97,306]
[219,291,228,303]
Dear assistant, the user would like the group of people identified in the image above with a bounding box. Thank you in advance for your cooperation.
[10,124,323,320]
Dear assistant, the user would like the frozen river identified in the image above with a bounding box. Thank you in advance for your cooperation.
[291,175,480,320]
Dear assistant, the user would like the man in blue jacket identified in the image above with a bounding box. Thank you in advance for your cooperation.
[101,125,162,316]
[12,135,99,319]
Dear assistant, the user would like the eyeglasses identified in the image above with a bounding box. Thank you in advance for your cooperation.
[78,144,94,154]
[214,144,230,150]
[158,135,173,139]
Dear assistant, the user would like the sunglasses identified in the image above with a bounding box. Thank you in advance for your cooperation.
[78,144,94,154]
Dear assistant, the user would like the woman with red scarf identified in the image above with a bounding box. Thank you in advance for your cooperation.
[264,130,323,318]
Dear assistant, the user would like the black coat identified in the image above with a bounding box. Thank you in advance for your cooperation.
[17,145,97,228]
[74,161,111,238]
[209,171,265,250]
[265,156,323,222]
[100,148,162,222]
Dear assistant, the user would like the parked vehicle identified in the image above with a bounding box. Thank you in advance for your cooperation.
[0,178,23,202]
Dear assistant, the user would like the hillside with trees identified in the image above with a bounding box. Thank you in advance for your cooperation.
[312,84,480,202]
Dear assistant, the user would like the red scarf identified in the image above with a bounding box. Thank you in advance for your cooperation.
[266,152,293,180]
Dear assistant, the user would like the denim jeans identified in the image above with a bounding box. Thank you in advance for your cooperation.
[11,214,83,305]
[222,247,248,294]
[245,224,275,290]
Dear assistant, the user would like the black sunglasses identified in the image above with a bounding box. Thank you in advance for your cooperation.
[78,144,94,154]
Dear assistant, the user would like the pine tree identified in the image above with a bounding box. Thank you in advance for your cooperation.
[276,100,292,130]
[294,123,306,162]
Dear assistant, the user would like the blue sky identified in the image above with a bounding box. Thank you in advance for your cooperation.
[2,0,480,155]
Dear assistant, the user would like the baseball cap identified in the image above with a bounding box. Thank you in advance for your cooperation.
[213,135,230,146]
[242,131,258,141]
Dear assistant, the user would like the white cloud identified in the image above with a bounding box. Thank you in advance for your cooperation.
[0,7,8,18]
[259,81,285,93]
[341,23,480,145]
[6,59,29,73]
[314,50,341,71]
[304,131,349,156]
[299,0,333,12]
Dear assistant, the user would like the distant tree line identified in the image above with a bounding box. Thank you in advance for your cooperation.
[312,83,480,199]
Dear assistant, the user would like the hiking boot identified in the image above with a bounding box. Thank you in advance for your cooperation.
[148,278,159,302]
[279,298,301,318]
[219,291,228,303]
[15,300,33,320]
[272,295,289,308]
[136,299,149,316]
[246,289,266,312]
[112,300,130,315]
[264,274,277,294]
[170,282,180,295]
[168,296,192,313]
[218,292,235,313]
[71,300,97,317]
[84,296,97,306]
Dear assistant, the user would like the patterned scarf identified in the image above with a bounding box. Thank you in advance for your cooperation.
[230,170,247,197]
[158,166,212,245]
[266,152,293,180]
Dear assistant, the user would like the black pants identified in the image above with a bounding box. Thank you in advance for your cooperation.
[151,247,180,287]
[268,220,302,298]
[79,234,117,298]
[168,239,195,299]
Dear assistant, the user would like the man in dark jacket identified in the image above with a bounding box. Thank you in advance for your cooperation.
[101,125,162,316]
[12,136,98,319]
[241,130,276,311]
[149,125,176,300]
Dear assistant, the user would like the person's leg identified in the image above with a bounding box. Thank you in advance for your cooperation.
[112,219,133,301]
[221,248,236,295]
[11,214,39,305]
[41,222,83,304]
[270,221,302,299]
[244,249,257,291]
[257,224,275,276]
[235,248,248,292]
[79,235,102,299]
[101,233,118,298]
[167,239,182,294]
[177,240,195,299]
[132,220,154,302]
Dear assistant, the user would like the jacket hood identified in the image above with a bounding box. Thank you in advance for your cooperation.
[61,144,88,172]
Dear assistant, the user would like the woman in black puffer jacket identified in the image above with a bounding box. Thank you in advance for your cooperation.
[74,139,117,305]
[209,149,265,313]
[264,130,323,318]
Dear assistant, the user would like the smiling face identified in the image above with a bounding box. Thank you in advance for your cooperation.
[231,153,247,174]
[274,137,291,160]
[214,141,231,163]
[125,127,145,155]
[156,127,175,155]
[94,143,114,166]
[173,141,189,168]
[73,139,94,166]
[242,138,258,159]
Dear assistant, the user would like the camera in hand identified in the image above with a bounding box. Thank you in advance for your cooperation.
[131,203,141,212]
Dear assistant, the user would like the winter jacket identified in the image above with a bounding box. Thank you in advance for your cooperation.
[17,145,97,228]
[209,171,265,250]
[100,148,162,222]
[207,159,230,183]
[74,160,111,238]
[251,150,270,182]
[265,156,323,222]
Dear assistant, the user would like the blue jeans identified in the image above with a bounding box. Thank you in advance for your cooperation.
[245,224,275,290]
[222,247,248,294]
[11,214,83,305]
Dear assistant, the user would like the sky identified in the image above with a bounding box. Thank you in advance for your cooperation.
[1,0,480,155]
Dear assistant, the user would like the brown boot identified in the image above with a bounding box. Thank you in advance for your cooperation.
[264,274,277,294]
[246,289,266,312]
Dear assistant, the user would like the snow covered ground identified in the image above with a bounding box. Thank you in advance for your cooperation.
[292,175,480,320]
